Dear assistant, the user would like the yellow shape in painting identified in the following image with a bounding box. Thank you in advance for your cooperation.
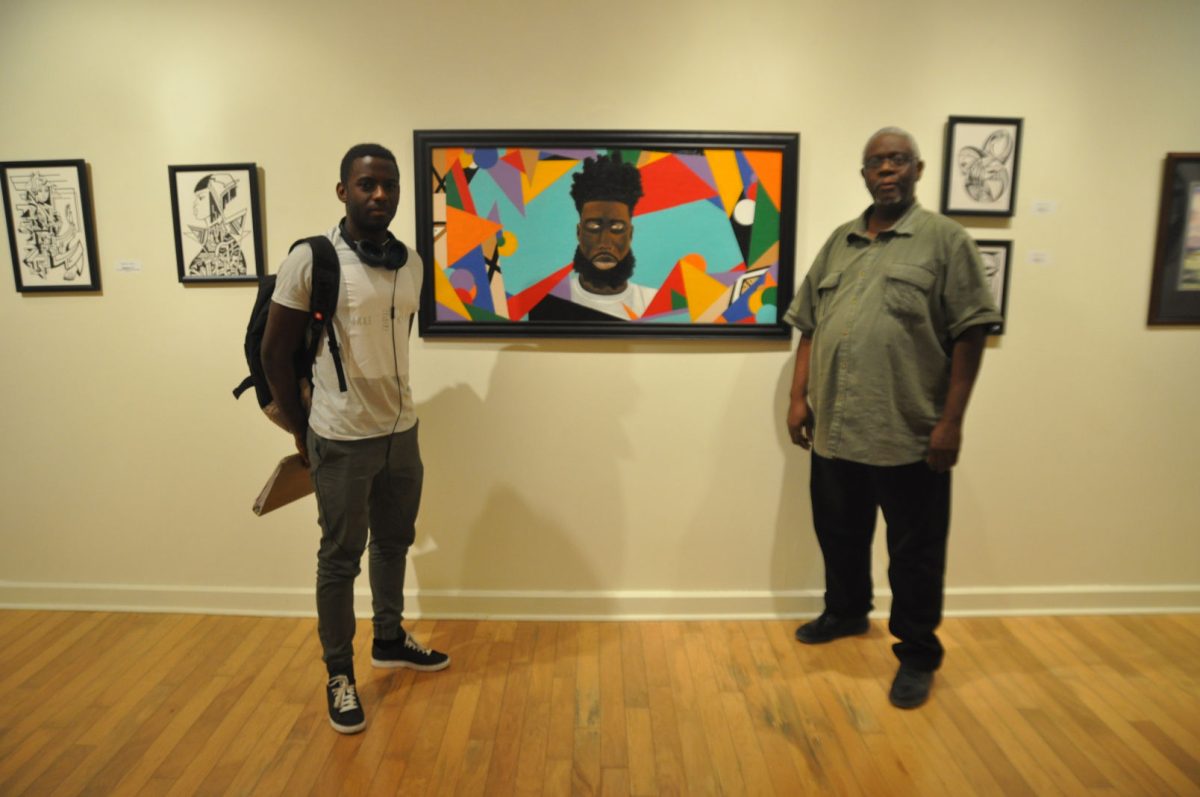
[705,149,744,215]
[516,148,540,177]
[497,230,519,257]
[524,159,578,204]
[679,255,728,321]
[446,206,502,268]
[433,262,470,320]
[458,150,475,169]
[636,151,671,168]
[744,150,783,210]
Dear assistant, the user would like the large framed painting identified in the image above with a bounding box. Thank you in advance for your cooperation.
[940,116,1023,217]
[1148,152,1200,325]
[1,159,100,293]
[974,239,1012,335]
[169,163,263,284]
[413,130,799,338]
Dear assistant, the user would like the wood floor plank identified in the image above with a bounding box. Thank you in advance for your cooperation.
[2,611,1199,796]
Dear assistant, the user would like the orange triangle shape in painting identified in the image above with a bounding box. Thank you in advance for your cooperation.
[445,206,502,268]
[705,150,744,215]
[524,159,578,204]
[680,260,728,321]
[743,150,783,210]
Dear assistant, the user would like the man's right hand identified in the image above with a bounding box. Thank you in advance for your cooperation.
[787,398,814,449]
[293,430,310,468]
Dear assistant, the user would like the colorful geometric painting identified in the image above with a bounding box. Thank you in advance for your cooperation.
[413,131,798,338]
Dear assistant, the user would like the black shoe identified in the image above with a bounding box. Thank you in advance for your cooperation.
[794,612,869,644]
[889,665,934,709]
[371,631,450,672]
[326,673,366,733]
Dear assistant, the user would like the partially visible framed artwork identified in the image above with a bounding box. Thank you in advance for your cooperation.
[974,239,1012,335]
[413,130,799,338]
[169,163,263,284]
[1,159,100,293]
[1148,152,1200,325]
[941,116,1023,217]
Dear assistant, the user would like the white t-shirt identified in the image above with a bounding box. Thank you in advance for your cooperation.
[568,272,656,319]
[271,227,423,440]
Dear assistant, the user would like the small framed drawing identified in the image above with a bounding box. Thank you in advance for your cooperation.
[1,159,100,293]
[169,163,263,284]
[1148,152,1200,325]
[413,129,799,338]
[941,116,1023,217]
[974,239,1011,335]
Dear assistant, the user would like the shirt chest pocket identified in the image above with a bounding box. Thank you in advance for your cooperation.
[815,271,843,324]
[883,263,936,321]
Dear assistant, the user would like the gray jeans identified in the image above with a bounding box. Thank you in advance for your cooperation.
[308,424,423,674]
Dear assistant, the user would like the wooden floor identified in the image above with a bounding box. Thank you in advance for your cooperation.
[0,612,1197,796]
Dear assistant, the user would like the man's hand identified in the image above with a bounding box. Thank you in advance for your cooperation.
[293,430,310,468]
[926,418,962,472]
[787,398,815,449]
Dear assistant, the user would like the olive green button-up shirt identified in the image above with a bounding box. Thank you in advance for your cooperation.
[784,203,1002,466]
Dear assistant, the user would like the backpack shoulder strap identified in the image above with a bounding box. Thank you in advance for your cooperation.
[289,236,348,393]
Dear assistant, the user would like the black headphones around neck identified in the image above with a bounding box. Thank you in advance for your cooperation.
[338,220,408,270]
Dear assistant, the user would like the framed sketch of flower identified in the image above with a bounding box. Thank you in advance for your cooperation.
[169,163,263,284]
[940,117,1023,217]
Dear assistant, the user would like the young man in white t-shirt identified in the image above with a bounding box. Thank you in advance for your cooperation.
[261,143,449,734]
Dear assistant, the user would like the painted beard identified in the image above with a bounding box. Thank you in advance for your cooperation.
[573,247,636,292]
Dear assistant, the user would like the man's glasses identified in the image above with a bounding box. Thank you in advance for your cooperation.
[863,153,916,169]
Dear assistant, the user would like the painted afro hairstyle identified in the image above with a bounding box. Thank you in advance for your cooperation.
[570,153,644,213]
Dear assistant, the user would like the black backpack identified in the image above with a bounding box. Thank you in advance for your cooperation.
[232,236,348,424]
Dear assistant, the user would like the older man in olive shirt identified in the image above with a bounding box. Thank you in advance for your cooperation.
[784,127,1001,708]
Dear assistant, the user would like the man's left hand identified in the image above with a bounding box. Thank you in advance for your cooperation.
[926,418,962,472]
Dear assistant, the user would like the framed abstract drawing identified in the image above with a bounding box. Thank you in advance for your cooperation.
[941,116,1023,217]
[1,159,100,293]
[1148,152,1200,325]
[413,130,799,338]
[169,163,263,284]
[974,239,1012,335]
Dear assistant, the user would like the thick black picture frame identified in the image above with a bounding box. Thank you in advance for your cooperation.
[169,162,264,285]
[974,238,1012,335]
[1,159,101,293]
[1148,152,1200,325]
[413,130,800,338]
[940,116,1023,218]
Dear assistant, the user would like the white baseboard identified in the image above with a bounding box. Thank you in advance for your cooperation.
[1,580,1197,619]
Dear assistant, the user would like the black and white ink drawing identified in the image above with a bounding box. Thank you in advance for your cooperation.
[975,239,1011,334]
[169,163,263,284]
[1,160,100,293]
[941,117,1023,217]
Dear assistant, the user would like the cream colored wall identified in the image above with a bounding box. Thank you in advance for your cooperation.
[1,0,1197,617]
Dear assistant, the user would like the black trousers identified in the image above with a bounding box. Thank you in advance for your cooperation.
[810,453,951,671]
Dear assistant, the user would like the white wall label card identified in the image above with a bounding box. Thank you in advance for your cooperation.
[116,260,142,273]
[1027,250,1052,265]
[1031,200,1059,215]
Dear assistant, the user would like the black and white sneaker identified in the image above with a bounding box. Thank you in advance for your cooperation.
[326,673,366,734]
[371,631,450,671]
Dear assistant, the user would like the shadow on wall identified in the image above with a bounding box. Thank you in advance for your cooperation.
[769,351,823,616]
[409,345,643,609]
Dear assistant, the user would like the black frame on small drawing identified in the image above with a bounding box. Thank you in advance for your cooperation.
[169,163,263,284]
[413,130,800,338]
[1,159,100,293]
[1148,152,1200,325]
[974,239,1012,335]
[940,116,1023,217]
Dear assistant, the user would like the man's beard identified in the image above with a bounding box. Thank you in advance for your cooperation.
[573,247,636,292]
